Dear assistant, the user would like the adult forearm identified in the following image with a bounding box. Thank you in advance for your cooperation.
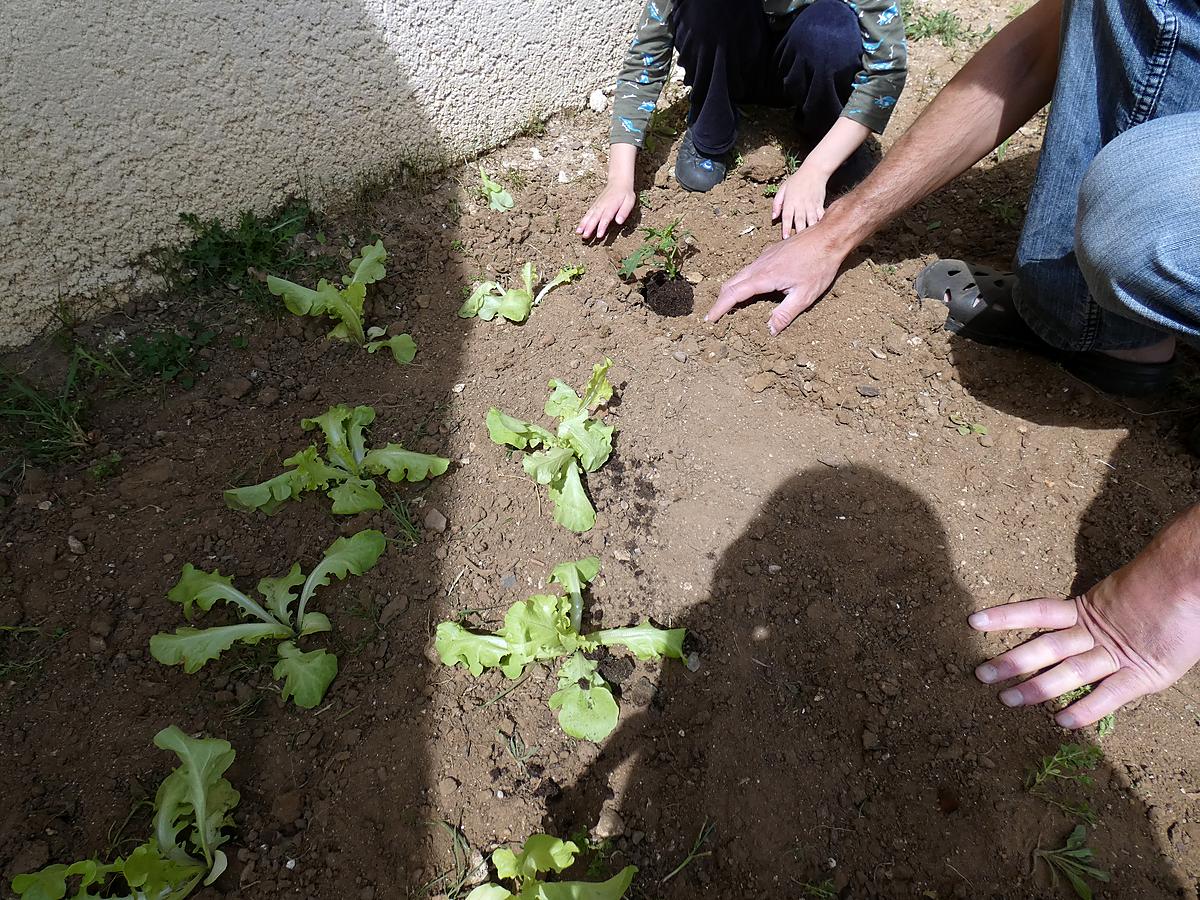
[825,0,1064,247]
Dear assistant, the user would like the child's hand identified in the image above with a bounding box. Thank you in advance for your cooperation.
[577,183,637,240]
[772,165,830,240]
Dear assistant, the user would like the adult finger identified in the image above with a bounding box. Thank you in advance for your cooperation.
[782,199,799,241]
[975,624,1094,683]
[577,207,599,238]
[968,597,1078,633]
[995,646,1120,707]
[1056,668,1147,729]
[767,285,811,336]
[772,187,786,220]
[706,267,775,323]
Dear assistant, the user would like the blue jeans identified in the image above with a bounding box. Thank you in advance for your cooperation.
[1013,0,1200,351]
[671,0,861,155]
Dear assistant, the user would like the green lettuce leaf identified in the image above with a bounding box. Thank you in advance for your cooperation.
[302,404,370,473]
[579,358,615,411]
[257,563,304,623]
[298,612,332,636]
[591,621,686,660]
[222,469,308,515]
[434,621,513,676]
[522,447,575,486]
[548,460,596,534]
[327,475,385,514]
[167,565,233,620]
[550,557,601,633]
[466,886,514,900]
[487,408,556,450]
[295,530,386,624]
[122,840,205,898]
[273,641,338,709]
[549,653,618,742]
[267,276,340,317]
[480,167,515,212]
[499,594,581,677]
[362,445,451,483]
[325,282,367,345]
[11,865,71,900]
[556,416,613,472]
[344,240,387,287]
[152,725,239,883]
[150,622,290,673]
[533,265,585,306]
[459,281,502,318]
[365,333,418,364]
[494,834,579,880]
[538,867,638,900]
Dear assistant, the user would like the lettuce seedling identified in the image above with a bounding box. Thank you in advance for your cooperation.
[11,726,239,900]
[436,559,685,740]
[150,530,384,708]
[479,166,515,212]
[267,240,417,364]
[486,358,614,533]
[466,833,636,900]
[458,262,585,323]
[224,403,449,515]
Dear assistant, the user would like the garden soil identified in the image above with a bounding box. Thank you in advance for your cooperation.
[3,12,1199,900]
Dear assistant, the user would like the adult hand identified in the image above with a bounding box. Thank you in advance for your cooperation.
[577,184,636,240]
[773,165,828,240]
[705,223,848,335]
[970,505,1200,728]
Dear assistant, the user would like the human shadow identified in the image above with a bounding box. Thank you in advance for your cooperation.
[545,466,1184,897]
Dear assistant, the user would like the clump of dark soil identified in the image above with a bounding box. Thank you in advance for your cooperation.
[641,273,693,317]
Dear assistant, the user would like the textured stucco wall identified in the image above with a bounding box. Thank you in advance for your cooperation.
[0,0,642,347]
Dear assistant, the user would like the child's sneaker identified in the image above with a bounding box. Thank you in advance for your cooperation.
[675,131,728,192]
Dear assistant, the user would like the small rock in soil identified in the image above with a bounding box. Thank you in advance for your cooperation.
[588,89,607,112]
[256,386,280,406]
[499,573,517,590]
[423,508,448,533]
[379,596,410,626]
[221,377,253,400]
[298,384,319,401]
[747,372,774,393]
[594,805,626,839]
[67,535,85,555]
[89,611,114,637]
[672,350,688,363]
[438,775,460,796]
[856,384,881,398]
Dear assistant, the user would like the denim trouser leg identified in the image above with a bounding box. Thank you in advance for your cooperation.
[1013,0,1200,351]
[670,0,861,155]
[1076,112,1200,342]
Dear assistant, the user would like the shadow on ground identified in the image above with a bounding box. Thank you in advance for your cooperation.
[546,465,1185,898]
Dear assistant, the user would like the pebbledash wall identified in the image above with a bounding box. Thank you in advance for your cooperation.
[0,0,643,348]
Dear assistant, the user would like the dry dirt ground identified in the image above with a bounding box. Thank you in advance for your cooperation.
[3,6,1199,900]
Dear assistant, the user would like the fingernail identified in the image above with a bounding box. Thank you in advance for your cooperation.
[968,611,990,629]
[999,688,1022,707]
[1056,710,1080,729]
[976,663,998,683]
[767,323,778,337]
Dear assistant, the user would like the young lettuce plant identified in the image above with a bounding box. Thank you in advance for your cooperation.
[479,166,515,211]
[266,240,417,364]
[466,833,636,900]
[150,530,384,709]
[436,559,685,741]
[224,403,449,515]
[486,358,614,533]
[458,262,585,323]
[11,726,239,900]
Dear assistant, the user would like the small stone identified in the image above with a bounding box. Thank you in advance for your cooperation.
[747,372,775,393]
[683,271,704,284]
[221,377,253,400]
[594,805,626,839]
[588,89,607,113]
[500,573,518,590]
[672,350,688,363]
[67,535,85,555]
[256,386,280,406]
[978,433,995,447]
[423,508,448,533]
[298,384,319,402]
[856,384,881,398]
[438,775,460,796]
[380,596,410,626]
[89,611,114,637]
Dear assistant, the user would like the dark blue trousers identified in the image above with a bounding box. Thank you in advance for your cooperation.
[670,0,862,155]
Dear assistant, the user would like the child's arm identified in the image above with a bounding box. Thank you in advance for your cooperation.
[578,1,673,239]
[577,144,638,239]
[773,118,870,238]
